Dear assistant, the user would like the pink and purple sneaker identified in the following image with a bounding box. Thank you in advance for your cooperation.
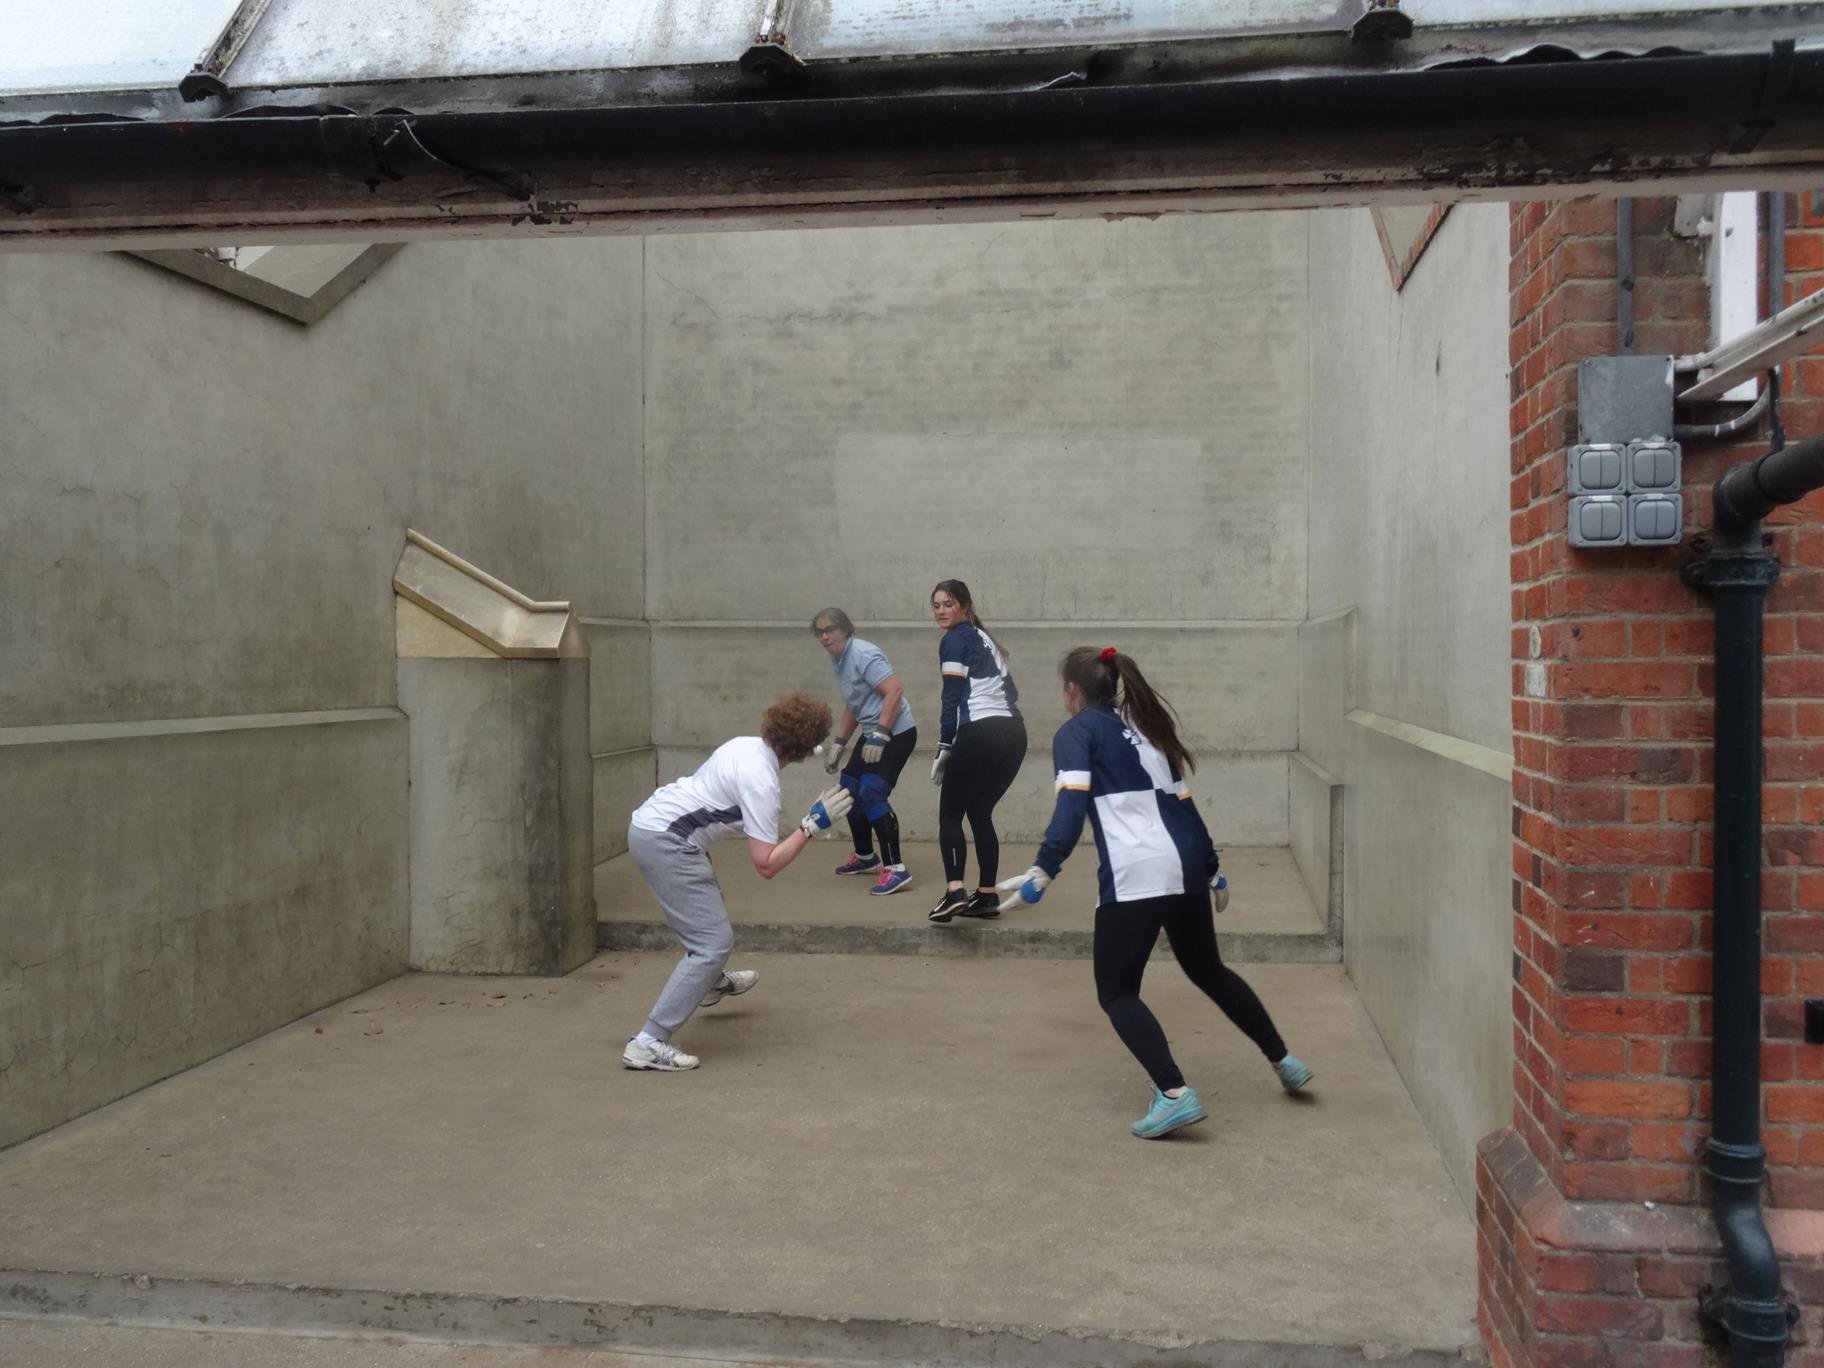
[869,867,914,896]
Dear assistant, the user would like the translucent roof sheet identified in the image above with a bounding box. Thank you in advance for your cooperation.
[1,0,241,96]
[4,0,1823,107]
[795,0,1360,62]
[227,0,765,90]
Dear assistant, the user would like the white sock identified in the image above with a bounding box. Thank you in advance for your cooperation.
[635,1031,664,1048]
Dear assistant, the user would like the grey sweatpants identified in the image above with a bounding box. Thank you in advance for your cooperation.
[629,823,735,1041]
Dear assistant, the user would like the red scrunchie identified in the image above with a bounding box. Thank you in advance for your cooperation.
[1100,646,1118,663]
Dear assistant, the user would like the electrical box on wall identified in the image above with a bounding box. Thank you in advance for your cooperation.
[1572,358,1683,549]
[1569,439,1683,547]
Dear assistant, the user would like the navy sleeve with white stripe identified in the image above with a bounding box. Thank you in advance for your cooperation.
[1034,717,1093,877]
[938,626,970,746]
[1031,705,1217,907]
[937,624,1020,746]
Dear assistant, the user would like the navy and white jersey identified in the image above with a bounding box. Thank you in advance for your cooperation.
[938,623,1020,744]
[1034,704,1219,906]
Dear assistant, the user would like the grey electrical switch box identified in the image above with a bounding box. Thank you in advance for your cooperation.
[1569,443,1626,494]
[1571,360,1683,549]
[1628,493,1683,545]
[1570,495,1627,546]
[1626,439,1681,492]
[1578,355,1675,444]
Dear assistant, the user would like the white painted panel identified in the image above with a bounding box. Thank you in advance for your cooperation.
[1708,191,1761,403]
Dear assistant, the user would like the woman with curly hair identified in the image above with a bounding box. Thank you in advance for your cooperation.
[623,691,852,1072]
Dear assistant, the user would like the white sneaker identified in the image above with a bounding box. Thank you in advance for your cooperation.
[700,969,759,1008]
[622,1037,699,1071]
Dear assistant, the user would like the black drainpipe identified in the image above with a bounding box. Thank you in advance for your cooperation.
[1685,432,1824,1366]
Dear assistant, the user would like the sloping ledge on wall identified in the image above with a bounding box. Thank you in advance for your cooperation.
[391,530,594,975]
[393,530,584,660]
[1345,708,1513,782]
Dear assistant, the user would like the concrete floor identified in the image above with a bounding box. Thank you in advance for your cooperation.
[596,843,1330,959]
[0,952,1474,1363]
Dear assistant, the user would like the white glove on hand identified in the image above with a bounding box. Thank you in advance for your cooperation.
[799,784,855,839]
[931,745,951,786]
[860,727,890,764]
[1211,872,1230,914]
[994,866,1052,914]
[821,736,847,775]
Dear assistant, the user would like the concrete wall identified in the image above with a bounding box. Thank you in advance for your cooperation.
[0,240,645,1148]
[1305,205,1515,1197]
[639,215,1311,846]
[587,617,655,861]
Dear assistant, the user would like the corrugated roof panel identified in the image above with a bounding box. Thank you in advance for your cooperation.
[0,0,242,96]
[794,0,1359,61]
[225,0,766,89]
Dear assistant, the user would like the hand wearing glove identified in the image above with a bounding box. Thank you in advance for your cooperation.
[821,735,847,775]
[931,744,952,786]
[994,865,1052,914]
[860,727,890,765]
[799,784,855,839]
[1211,872,1230,914]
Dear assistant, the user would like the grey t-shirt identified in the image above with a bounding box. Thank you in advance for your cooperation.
[833,637,914,736]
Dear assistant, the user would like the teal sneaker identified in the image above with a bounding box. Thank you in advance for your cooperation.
[1274,1055,1313,1094]
[1130,1086,1208,1139]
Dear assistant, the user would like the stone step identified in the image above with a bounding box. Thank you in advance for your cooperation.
[0,1272,1479,1368]
[599,916,1337,962]
[595,841,1339,963]
[1,1320,773,1368]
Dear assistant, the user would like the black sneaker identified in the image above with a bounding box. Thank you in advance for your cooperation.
[928,889,969,924]
[957,892,1001,920]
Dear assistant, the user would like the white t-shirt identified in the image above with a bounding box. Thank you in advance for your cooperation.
[631,736,781,851]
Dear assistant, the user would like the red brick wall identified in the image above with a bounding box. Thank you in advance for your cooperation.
[1483,192,1824,1365]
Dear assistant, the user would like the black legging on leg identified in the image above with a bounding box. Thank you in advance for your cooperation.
[1093,892,1288,1092]
[842,727,918,866]
[937,715,1026,886]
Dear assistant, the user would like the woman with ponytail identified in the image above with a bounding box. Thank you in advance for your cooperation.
[996,646,1311,1138]
[927,579,1026,923]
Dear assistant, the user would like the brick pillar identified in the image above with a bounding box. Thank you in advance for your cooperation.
[1480,194,1824,1366]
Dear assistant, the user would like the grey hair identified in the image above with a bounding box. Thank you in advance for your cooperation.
[811,607,855,637]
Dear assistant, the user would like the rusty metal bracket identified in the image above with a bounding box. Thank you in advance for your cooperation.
[180,0,276,102]
[1353,0,1414,42]
[741,0,806,78]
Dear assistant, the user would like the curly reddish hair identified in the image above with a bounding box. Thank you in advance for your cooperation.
[762,691,831,765]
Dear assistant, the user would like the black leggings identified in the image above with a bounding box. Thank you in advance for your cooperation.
[938,715,1026,887]
[842,727,918,866]
[1093,892,1287,1092]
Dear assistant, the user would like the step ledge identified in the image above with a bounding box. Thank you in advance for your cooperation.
[597,920,1341,963]
[0,1270,1477,1368]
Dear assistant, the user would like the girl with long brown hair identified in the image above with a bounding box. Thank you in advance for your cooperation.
[927,579,1026,923]
[997,646,1311,1137]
